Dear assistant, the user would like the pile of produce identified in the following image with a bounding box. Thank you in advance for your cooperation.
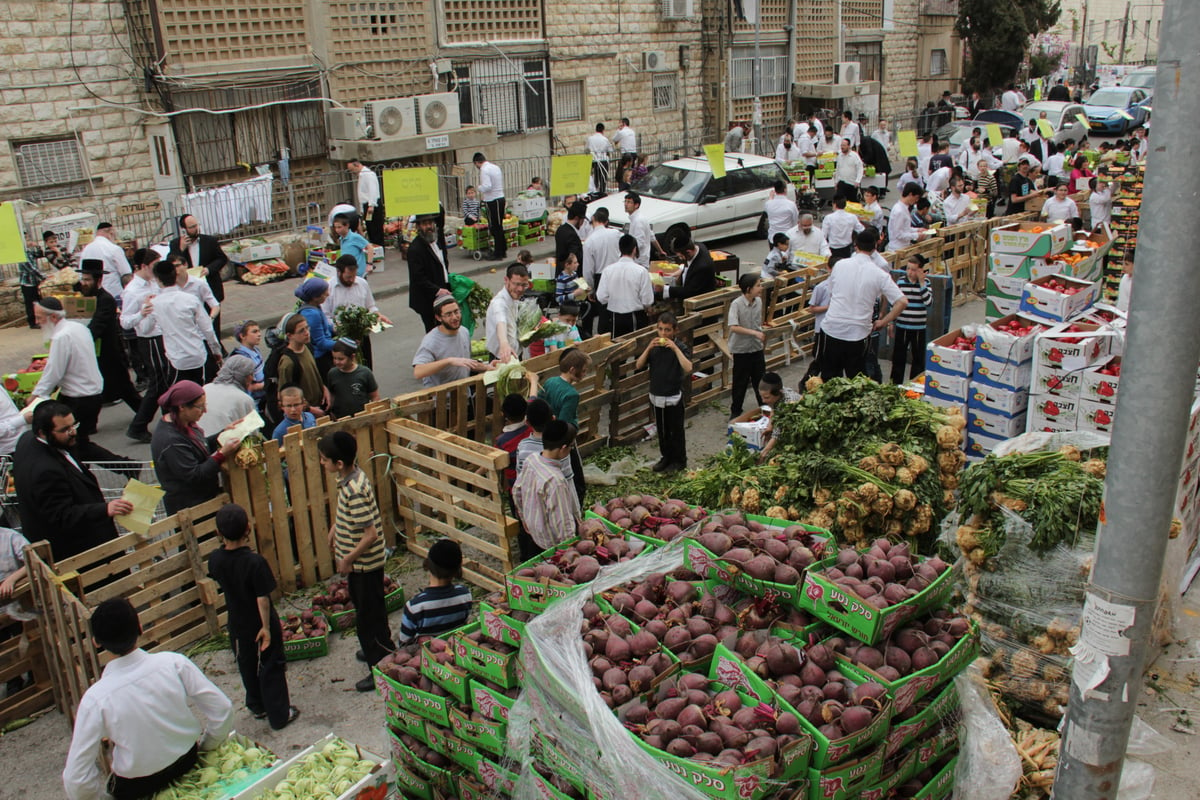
[332,304,379,343]
[311,574,401,613]
[281,611,328,643]
[816,542,949,613]
[151,734,275,799]
[256,737,377,800]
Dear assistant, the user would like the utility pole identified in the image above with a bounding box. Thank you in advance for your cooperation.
[1078,3,1089,84]
[1119,1,1131,63]
[1052,1,1200,797]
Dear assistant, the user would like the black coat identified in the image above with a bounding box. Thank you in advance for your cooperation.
[150,421,222,516]
[859,136,892,175]
[89,288,127,371]
[1047,84,1071,102]
[554,223,583,271]
[671,243,717,302]
[407,236,450,314]
[169,234,229,302]
[11,432,117,560]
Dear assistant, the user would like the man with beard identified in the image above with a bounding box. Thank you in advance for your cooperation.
[412,296,496,387]
[486,263,532,362]
[168,215,228,344]
[12,402,132,560]
[323,255,392,369]
[407,213,451,332]
[78,260,142,415]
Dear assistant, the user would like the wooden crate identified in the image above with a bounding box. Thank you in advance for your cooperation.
[0,580,54,727]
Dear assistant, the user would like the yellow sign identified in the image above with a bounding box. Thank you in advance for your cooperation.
[986,124,1005,148]
[1115,109,1135,121]
[1033,80,1043,101]
[0,202,25,265]
[1037,119,1056,139]
[1076,113,1090,129]
[550,154,592,195]
[703,144,726,179]
[897,130,919,159]
[382,167,440,217]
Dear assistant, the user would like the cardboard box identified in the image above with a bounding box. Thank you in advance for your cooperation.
[968,382,1028,415]
[452,621,520,688]
[1020,275,1100,322]
[967,428,1008,456]
[1028,395,1080,431]
[990,221,1072,257]
[806,746,884,800]
[974,314,1046,365]
[986,273,1029,300]
[235,733,392,800]
[1077,397,1117,433]
[985,296,1021,322]
[988,253,1043,278]
[884,681,961,758]
[239,242,283,263]
[529,259,555,281]
[1034,322,1110,370]
[683,521,831,608]
[1032,364,1083,398]
[1080,357,1121,404]
[924,371,970,401]
[925,329,975,377]
[969,406,1028,440]
[972,359,1033,393]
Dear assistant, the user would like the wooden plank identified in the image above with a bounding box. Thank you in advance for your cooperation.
[388,442,503,490]
[261,438,297,592]
[283,428,317,587]
[301,428,336,579]
[177,508,222,638]
[390,419,510,471]
[245,465,280,586]
[390,466,508,533]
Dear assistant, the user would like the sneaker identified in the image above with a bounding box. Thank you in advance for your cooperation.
[126,428,152,444]
[271,705,301,730]
[652,459,671,473]
[355,675,375,692]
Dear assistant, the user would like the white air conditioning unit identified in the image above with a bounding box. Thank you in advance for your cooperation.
[834,61,862,84]
[363,97,417,140]
[327,108,366,140]
[661,0,693,18]
[416,92,462,134]
[643,51,670,72]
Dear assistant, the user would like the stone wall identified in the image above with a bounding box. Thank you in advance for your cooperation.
[881,0,921,129]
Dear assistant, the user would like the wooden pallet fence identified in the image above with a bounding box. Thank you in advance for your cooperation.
[761,268,827,373]
[679,287,738,413]
[0,571,54,726]
[387,418,520,593]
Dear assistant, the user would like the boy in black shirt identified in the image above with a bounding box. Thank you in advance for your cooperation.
[1007,159,1045,214]
[635,312,693,473]
[208,503,298,729]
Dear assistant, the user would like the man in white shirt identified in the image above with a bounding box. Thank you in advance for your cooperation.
[473,152,508,260]
[784,214,832,258]
[834,139,864,202]
[149,259,222,385]
[624,191,662,268]
[168,252,220,320]
[121,249,171,443]
[596,235,653,338]
[917,134,933,177]
[587,122,614,194]
[822,196,865,265]
[839,111,861,149]
[1041,183,1080,223]
[797,125,821,181]
[63,598,233,800]
[612,118,637,156]
[1001,83,1023,112]
[582,208,622,337]
[485,262,530,362]
[870,120,892,151]
[1042,148,1067,184]
[774,133,803,165]
[957,137,995,179]
[808,113,825,143]
[79,222,131,300]
[942,176,977,225]
[888,184,930,252]
[820,229,908,381]
[324,255,393,368]
[764,180,799,244]
[347,159,383,246]
[926,164,952,196]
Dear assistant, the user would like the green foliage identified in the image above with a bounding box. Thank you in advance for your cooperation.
[332,304,379,342]
[957,0,1063,92]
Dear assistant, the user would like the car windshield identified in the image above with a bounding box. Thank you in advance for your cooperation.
[1022,108,1061,125]
[631,165,710,203]
[1124,72,1155,89]
[1088,89,1128,107]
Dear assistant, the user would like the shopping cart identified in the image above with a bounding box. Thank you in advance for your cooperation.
[0,459,167,534]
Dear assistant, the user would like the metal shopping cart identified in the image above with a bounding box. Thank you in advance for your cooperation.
[0,459,167,534]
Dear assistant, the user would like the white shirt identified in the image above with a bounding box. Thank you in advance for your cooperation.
[958,147,988,178]
[834,150,864,186]
[596,256,652,313]
[356,166,380,207]
[792,121,807,141]
[179,275,219,311]
[587,132,613,161]
[627,210,654,268]
[0,390,27,455]
[871,128,892,150]
[808,118,825,142]
[784,226,831,257]
[477,161,505,202]
[323,276,379,317]
[63,649,233,800]
[1018,152,1041,169]
[775,142,804,163]
[926,166,952,196]
[821,209,864,249]
[79,235,131,299]
[1001,90,1022,112]
[34,319,104,400]
[862,200,885,231]
[151,286,220,370]
[1044,153,1067,180]
[796,133,820,166]
[887,200,920,252]
[582,225,622,289]
[1042,196,1079,223]
[119,274,162,337]
[917,142,933,176]
[942,192,974,225]
[1117,274,1132,313]
[485,290,521,358]
[764,194,799,241]
[840,121,861,149]
[612,126,637,154]
[821,252,905,342]
[1001,138,1021,164]
[1089,186,1112,227]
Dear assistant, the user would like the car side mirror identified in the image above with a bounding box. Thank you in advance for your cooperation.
[701,194,717,205]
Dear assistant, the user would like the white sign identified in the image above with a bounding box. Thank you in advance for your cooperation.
[426,134,450,151]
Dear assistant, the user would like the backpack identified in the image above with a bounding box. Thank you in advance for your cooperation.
[262,312,302,428]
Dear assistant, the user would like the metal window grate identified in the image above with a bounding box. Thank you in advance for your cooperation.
[652,73,678,111]
[457,58,549,136]
[441,0,542,44]
[730,46,789,99]
[14,139,87,187]
[554,79,584,122]
[930,49,948,76]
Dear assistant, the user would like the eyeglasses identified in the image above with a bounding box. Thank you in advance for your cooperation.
[54,422,81,434]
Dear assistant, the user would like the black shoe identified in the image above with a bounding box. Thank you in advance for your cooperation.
[271,706,301,730]
[667,462,687,473]
[250,707,268,720]
[652,459,671,473]
[355,675,375,692]
[356,650,366,663]
[126,428,152,444]
[28,324,39,330]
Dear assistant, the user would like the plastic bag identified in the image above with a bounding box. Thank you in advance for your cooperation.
[449,272,479,335]
[953,670,1023,800]
[581,455,648,486]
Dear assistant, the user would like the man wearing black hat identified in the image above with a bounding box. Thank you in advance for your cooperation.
[555,201,587,272]
[78,222,132,301]
[407,213,451,332]
[78,259,142,415]
[169,214,229,343]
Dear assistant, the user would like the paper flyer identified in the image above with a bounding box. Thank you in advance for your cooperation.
[217,410,265,447]
[116,479,165,535]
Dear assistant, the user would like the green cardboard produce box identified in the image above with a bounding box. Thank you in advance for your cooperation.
[469,677,519,724]
[386,699,428,741]
[392,761,438,800]
[529,730,588,794]
[448,704,506,755]
[420,637,471,704]
[453,621,520,688]
[387,726,457,793]
[805,745,884,800]
[281,630,329,661]
[883,680,960,758]
[477,600,527,649]
[423,723,480,771]
[374,665,452,727]
[857,747,919,800]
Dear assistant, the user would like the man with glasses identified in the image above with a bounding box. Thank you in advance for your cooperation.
[413,296,496,388]
[485,263,532,362]
[11,402,131,560]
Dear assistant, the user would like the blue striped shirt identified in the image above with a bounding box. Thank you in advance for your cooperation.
[397,584,473,643]
[895,277,933,330]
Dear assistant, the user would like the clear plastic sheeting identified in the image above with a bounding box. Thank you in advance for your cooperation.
[988,430,1110,459]
[582,455,651,487]
[952,671,1022,800]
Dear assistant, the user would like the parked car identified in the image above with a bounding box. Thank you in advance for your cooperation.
[1020,101,1089,145]
[1121,66,1157,99]
[585,154,795,253]
[939,120,1018,160]
[935,110,1022,144]
[1083,87,1150,135]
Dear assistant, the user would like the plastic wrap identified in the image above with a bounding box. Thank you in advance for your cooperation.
[581,454,650,487]
[952,670,1022,800]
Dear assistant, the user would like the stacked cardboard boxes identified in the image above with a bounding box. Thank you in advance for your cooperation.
[1027,323,1114,433]
[1104,163,1144,301]
[924,328,974,416]
[967,314,1046,456]
[985,222,1110,321]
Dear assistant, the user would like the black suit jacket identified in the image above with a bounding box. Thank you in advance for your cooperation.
[554,223,583,271]
[89,288,127,372]
[169,234,228,302]
[671,243,717,302]
[407,235,450,313]
[1047,85,1071,102]
[11,432,117,561]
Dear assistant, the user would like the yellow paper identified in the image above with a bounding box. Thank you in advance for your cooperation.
[0,202,26,265]
[1037,119,1056,139]
[382,167,440,217]
[1076,113,1090,129]
[703,144,727,179]
[550,154,593,195]
[986,124,1005,148]
[116,479,165,535]
[1033,80,1043,101]
[187,267,204,279]
[217,410,265,448]
[897,130,918,159]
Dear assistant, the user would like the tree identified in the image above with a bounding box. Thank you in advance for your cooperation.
[957,0,1062,93]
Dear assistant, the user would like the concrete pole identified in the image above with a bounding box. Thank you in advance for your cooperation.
[1052,1,1200,796]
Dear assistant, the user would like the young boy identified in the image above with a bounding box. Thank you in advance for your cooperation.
[208,503,298,729]
[512,420,581,558]
[494,393,531,495]
[539,347,589,503]
[272,386,317,444]
[976,159,998,218]
[555,253,588,307]
[1116,247,1134,313]
[728,273,768,419]
[333,214,372,277]
[636,312,693,473]
[396,539,473,645]
[461,186,482,226]
[802,278,833,382]
[762,233,791,280]
[319,431,391,691]
[889,254,934,384]
[861,186,885,231]
[527,302,584,357]
[325,339,380,419]
[231,320,266,411]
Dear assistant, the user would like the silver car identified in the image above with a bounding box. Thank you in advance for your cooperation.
[1021,101,1089,145]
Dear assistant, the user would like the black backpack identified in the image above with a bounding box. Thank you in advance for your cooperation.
[261,312,302,428]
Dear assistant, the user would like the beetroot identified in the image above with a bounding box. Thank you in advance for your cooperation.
[666,738,696,757]
[663,627,692,652]
[800,661,826,687]
[840,705,874,734]
[853,646,885,670]
[628,664,656,693]
[677,704,708,729]
[685,617,713,638]
[666,581,699,605]
[655,696,688,721]
[911,646,939,671]
[774,564,801,585]
[695,731,724,755]
[605,636,631,662]
[807,644,836,671]
[602,668,627,690]
[885,646,912,674]
[850,682,887,705]
[628,631,659,659]
[698,532,733,555]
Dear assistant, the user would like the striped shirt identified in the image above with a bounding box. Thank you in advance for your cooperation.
[333,467,385,572]
[397,584,473,644]
[512,452,581,551]
[895,277,933,330]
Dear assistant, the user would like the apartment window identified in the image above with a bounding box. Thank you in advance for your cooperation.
[844,41,883,82]
[731,45,789,99]
[652,73,678,111]
[456,59,550,136]
[554,80,584,122]
[11,137,90,202]
[930,49,948,76]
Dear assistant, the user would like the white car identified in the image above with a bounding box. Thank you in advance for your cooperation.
[586,154,796,254]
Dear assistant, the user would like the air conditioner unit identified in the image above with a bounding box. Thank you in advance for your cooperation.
[327,108,366,140]
[834,61,862,84]
[416,92,462,134]
[661,0,693,18]
[643,51,670,72]
[362,97,417,140]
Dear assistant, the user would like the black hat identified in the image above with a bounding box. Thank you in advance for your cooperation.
[79,258,104,277]
[36,296,64,312]
[428,539,462,572]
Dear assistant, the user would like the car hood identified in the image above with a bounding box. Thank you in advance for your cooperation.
[586,192,692,231]
[1083,104,1123,117]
